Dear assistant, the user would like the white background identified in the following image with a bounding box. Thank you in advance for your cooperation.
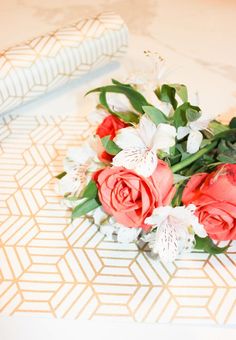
[1,315,236,340]
[0,0,235,339]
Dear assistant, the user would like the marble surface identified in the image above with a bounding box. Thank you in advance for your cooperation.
[0,0,235,120]
[0,1,236,339]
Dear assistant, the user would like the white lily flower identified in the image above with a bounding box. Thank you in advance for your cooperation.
[113,115,176,177]
[144,204,207,262]
[56,142,100,197]
[177,118,210,154]
[100,219,142,243]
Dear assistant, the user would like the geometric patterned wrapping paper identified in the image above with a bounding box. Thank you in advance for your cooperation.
[0,109,235,326]
[0,12,128,115]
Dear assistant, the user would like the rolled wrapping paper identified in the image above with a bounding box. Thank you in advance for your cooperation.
[0,12,128,115]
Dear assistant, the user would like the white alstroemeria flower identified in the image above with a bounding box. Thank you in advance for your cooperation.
[87,108,108,126]
[113,115,176,177]
[56,142,100,197]
[177,118,210,154]
[106,92,133,113]
[100,218,142,243]
[87,92,133,126]
[86,206,108,226]
[144,205,207,262]
[134,80,173,117]
[127,55,173,117]
[61,197,86,209]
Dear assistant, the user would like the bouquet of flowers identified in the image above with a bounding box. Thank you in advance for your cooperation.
[56,76,236,262]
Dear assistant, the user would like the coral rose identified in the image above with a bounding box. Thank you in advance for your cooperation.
[94,160,175,230]
[182,163,236,240]
[96,115,128,163]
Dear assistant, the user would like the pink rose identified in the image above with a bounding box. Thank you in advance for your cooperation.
[182,164,236,240]
[94,160,175,231]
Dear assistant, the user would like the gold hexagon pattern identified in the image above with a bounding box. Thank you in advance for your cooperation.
[0,109,236,325]
[0,12,128,115]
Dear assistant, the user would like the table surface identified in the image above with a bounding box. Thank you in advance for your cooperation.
[0,0,236,119]
[0,0,236,339]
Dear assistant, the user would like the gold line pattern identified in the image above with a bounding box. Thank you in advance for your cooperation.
[0,12,128,115]
[0,110,236,324]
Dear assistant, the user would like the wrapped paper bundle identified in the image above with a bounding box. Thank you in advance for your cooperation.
[0,12,128,115]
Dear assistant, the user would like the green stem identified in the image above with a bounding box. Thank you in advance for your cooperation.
[171,140,218,173]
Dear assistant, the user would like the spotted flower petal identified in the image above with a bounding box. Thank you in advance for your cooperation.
[112,147,158,177]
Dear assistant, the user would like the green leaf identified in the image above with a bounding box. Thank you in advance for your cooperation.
[229,117,236,129]
[168,83,188,102]
[217,140,236,164]
[65,196,81,202]
[164,145,184,166]
[171,183,185,207]
[101,136,121,156]
[155,84,178,109]
[200,139,212,148]
[173,174,189,184]
[195,236,229,254]
[72,198,100,220]
[115,111,139,124]
[173,102,201,128]
[82,180,98,199]
[208,120,229,136]
[175,144,189,161]
[186,108,201,122]
[212,128,236,142]
[99,92,139,124]
[55,171,67,179]
[87,84,149,113]
[142,105,167,125]
[217,154,236,163]
[111,79,132,88]
[183,154,219,176]
[217,140,229,153]
[171,140,218,173]
[173,102,189,127]
[99,91,111,112]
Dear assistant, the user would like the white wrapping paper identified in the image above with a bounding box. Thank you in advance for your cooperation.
[0,12,128,115]
[0,108,235,325]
